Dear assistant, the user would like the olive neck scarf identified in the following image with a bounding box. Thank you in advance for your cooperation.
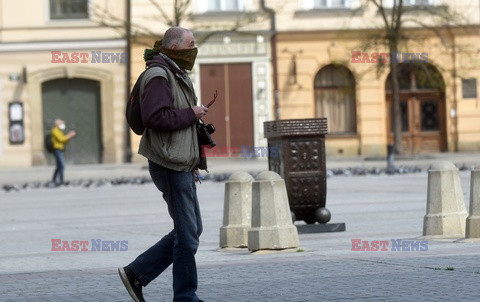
[144,39,197,71]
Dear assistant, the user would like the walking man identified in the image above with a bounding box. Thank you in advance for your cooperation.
[119,27,208,302]
[50,118,76,186]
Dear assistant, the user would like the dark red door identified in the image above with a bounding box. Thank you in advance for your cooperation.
[200,63,254,152]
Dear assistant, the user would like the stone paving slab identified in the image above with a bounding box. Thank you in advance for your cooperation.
[1,168,479,301]
[2,151,480,187]
[0,255,479,301]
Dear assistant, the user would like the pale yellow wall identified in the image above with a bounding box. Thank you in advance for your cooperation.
[455,32,480,151]
[269,0,480,32]
[0,50,127,167]
[131,0,269,34]
[0,0,127,167]
[0,0,125,42]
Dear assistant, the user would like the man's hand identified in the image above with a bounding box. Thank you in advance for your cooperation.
[192,106,208,120]
[193,168,203,183]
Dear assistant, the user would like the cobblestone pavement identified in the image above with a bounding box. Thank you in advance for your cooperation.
[1,167,479,301]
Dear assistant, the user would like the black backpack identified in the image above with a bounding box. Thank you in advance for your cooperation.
[126,63,166,135]
[44,133,54,153]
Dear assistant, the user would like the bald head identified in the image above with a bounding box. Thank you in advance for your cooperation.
[162,27,195,50]
[54,119,64,127]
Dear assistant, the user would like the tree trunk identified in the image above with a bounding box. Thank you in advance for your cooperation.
[390,46,403,154]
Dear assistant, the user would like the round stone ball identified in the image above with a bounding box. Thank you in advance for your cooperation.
[315,207,331,224]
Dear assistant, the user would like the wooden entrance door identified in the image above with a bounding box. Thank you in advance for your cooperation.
[199,63,254,151]
[387,92,446,154]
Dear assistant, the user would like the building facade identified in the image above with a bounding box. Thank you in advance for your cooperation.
[0,0,127,167]
[2,0,478,167]
[270,0,480,156]
[130,0,480,161]
[129,0,272,162]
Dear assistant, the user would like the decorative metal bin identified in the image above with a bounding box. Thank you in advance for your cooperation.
[264,118,331,224]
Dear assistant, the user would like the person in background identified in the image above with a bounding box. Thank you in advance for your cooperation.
[51,118,76,186]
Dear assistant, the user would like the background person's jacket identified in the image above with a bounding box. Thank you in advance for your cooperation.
[138,54,201,172]
[51,127,70,151]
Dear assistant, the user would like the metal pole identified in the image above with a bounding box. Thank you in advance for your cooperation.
[387,144,395,174]
[260,0,280,120]
[124,0,132,162]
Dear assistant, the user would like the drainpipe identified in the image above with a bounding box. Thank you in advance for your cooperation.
[260,0,280,120]
[451,35,458,152]
[124,0,132,162]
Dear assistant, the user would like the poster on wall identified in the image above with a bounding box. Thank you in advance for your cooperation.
[9,101,24,144]
[9,123,24,144]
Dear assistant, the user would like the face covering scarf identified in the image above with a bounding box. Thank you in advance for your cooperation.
[144,39,198,70]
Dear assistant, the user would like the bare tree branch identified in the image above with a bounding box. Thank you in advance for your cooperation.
[148,0,174,25]
[372,0,392,31]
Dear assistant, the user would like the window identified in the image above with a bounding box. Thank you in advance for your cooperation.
[315,0,347,8]
[50,0,89,20]
[462,78,478,99]
[403,0,432,6]
[382,0,436,8]
[421,100,439,131]
[314,65,356,134]
[302,0,349,9]
[207,0,241,11]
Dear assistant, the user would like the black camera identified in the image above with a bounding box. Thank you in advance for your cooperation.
[196,120,216,148]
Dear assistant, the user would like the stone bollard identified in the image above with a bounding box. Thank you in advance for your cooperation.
[248,171,299,251]
[219,171,254,248]
[466,168,480,239]
[423,161,468,238]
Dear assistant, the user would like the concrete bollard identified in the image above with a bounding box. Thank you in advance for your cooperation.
[466,168,480,239]
[248,171,299,251]
[219,171,254,248]
[423,161,468,238]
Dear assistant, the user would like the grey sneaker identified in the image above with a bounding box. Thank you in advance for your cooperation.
[118,267,146,302]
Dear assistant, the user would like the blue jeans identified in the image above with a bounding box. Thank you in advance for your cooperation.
[128,160,203,302]
[52,149,65,185]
